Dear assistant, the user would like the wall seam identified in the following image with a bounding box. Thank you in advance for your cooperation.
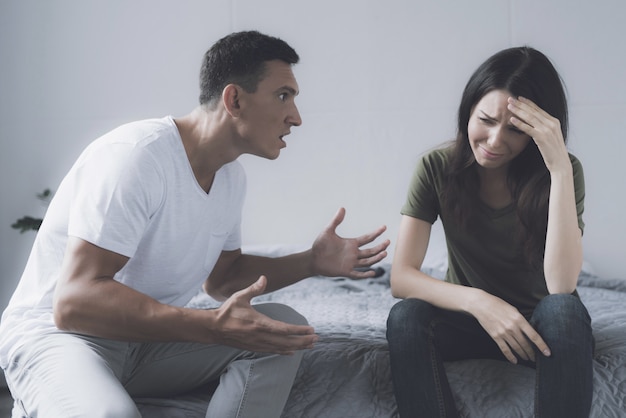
[508,0,514,46]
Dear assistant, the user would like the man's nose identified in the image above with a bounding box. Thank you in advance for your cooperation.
[288,104,302,127]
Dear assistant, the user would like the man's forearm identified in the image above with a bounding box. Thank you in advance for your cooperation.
[206,250,315,301]
[54,277,216,343]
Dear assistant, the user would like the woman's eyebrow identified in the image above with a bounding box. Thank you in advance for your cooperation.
[479,110,498,121]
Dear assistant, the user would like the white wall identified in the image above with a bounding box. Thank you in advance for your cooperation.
[2,0,625,323]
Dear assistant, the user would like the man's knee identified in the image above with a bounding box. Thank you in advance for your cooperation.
[90,402,142,418]
[5,333,139,418]
[11,394,140,418]
[253,303,308,326]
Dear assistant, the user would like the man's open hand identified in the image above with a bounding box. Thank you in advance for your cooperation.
[212,276,317,355]
[311,207,389,279]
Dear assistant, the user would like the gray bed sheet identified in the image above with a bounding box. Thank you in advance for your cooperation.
[135,266,626,418]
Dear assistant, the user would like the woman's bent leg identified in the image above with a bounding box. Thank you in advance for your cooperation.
[531,294,594,418]
[386,299,459,418]
[387,298,505,418]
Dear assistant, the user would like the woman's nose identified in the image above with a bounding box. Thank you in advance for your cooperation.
[487,127,504,147]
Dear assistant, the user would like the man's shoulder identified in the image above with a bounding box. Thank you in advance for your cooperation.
[220,160,246,185]
[93,116,176,148]
[123,115,175,131]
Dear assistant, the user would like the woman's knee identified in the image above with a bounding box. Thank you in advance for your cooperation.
[387,298,434,338]
[531,294,592,346]
[533,294,590,325]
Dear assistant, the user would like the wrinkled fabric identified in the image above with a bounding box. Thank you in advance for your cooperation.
[96,266,625,418]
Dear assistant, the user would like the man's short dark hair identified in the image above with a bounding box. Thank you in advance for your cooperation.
[199,31,299,106]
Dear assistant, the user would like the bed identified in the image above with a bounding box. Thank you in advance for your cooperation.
[130,246,626,418]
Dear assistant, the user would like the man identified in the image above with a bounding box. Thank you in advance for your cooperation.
[0,31,389,417]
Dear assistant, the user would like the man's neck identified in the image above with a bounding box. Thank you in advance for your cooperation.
[174,107,240,193]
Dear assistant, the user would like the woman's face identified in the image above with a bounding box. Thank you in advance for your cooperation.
[467,89,532,172]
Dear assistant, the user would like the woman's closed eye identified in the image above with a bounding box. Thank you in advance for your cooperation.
[508,125,526,135]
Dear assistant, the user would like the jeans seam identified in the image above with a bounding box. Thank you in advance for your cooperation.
[236,360,255,417]
[429,318,448,418]
[534,358,541,418]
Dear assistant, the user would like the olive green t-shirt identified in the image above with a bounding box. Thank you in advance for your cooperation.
[401,148,585,318]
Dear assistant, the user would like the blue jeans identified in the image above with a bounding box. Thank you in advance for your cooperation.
[386,294,594,418]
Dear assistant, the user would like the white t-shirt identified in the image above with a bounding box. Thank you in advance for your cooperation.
[0,116,246,367]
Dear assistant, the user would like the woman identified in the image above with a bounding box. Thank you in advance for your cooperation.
[386,47,593,418]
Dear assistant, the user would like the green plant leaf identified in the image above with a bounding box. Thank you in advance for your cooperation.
[11,216,43,233]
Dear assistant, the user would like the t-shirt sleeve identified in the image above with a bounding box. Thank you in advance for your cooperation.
[67,142,163,258]
[400,151,443,224]
[222,222,242,251]
[570,153,586,234]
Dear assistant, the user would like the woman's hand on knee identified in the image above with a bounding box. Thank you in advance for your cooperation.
[471,291,551,363]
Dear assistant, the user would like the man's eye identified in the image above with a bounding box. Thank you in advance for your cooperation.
[278,93,287,101]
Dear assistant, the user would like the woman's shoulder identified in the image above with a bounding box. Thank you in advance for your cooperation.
[568,152,582,165]
[418,145,454,170]
[568,152,584,174]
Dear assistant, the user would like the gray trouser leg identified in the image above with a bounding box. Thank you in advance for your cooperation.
[5,303,307,418]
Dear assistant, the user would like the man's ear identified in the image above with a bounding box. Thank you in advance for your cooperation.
[222,84,242,117]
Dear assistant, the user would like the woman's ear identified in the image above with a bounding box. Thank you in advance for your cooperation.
[222,84,242,117]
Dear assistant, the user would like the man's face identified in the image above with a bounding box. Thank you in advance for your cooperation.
[235,60,302,159]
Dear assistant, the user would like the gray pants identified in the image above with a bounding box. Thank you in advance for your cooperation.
[5,303,306,418]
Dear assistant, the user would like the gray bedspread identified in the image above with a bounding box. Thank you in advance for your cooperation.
[135,266,626,418]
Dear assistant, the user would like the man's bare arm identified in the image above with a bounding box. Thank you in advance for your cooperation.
[53,237,316,354]
[205,207,390,301]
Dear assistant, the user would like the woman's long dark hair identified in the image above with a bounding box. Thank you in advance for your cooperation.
[442,46,569,270]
